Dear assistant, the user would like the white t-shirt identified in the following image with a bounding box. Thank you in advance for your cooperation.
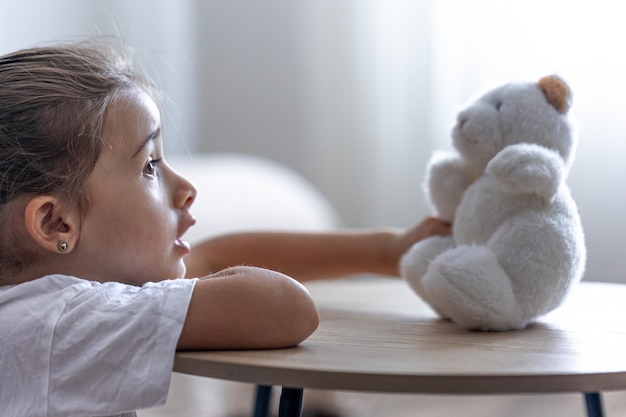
[0,274,197,417]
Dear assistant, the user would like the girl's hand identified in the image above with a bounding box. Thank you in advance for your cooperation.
[383,216,452,276]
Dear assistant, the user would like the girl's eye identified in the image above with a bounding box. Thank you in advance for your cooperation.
[143,158,161,177]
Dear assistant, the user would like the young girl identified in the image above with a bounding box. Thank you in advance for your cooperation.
[0,39,451,417]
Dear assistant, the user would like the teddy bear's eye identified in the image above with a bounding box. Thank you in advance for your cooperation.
[495,101,503,111]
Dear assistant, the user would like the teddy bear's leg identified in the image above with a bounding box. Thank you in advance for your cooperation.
[422,244,525,331]
[400,236,455,318]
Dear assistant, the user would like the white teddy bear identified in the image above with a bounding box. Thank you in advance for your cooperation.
[400,75,586,331]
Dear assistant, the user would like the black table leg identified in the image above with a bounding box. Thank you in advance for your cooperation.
[253,385,272,417]
[584,392,605,417]
[278,387,303,417]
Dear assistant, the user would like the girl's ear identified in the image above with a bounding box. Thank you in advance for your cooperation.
[24,196,80,254]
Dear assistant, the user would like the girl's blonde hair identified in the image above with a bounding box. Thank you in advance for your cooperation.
[0,39,156,280]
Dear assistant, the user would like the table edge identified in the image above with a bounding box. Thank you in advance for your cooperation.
[174,354,626,394]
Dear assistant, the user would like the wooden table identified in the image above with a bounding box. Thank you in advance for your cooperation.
[174,277,626,417]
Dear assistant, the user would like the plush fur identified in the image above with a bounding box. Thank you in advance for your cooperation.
[400,75,586,331]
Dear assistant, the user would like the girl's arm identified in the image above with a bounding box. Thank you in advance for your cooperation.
[177,216,450,349]
[184,216,451,282]
[177,266,319,350]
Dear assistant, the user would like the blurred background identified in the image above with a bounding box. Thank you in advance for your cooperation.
[1,0,625,281]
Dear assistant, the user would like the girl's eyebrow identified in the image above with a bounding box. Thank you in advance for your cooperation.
[133,126,161,158]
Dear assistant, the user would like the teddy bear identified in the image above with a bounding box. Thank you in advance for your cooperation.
[400,75,586,331]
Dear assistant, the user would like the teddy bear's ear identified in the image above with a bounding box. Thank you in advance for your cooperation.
[537,75,571,114]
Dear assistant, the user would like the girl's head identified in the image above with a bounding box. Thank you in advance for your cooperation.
[0,40,197,285]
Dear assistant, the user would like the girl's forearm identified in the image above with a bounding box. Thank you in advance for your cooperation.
[178,266,319,350]
[184,217,452,282]
[185,229,402,281]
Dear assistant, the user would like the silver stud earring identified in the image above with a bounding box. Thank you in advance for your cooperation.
[58,241,69,252]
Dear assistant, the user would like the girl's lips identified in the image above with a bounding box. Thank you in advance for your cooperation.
[175,238,191,254]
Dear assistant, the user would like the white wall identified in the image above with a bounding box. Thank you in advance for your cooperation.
[188,1,435,227]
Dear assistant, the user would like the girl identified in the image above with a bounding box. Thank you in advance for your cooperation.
[0,39,451,417]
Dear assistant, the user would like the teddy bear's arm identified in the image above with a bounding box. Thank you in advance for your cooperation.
[485,143,564,199]
[426,151,475,222]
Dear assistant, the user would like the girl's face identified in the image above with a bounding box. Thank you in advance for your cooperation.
[73,88,197,285]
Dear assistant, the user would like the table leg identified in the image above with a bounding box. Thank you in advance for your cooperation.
[278,387,303,417]
[584,392,605,417]
[253,385,272,417]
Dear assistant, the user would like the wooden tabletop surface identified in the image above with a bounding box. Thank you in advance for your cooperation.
[174,277,626,394]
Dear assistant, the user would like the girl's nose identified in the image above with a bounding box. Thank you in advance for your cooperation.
[174,173,197,210]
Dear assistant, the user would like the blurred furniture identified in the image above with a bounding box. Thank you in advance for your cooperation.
[175,277,626,417]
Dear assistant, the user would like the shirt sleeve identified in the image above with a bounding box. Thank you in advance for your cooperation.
[47,278,197,417]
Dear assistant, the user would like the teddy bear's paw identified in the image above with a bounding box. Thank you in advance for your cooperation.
[423,245,527,331]
[486,143,564,200]
[400,236,455,307]
[426,152,475,221]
